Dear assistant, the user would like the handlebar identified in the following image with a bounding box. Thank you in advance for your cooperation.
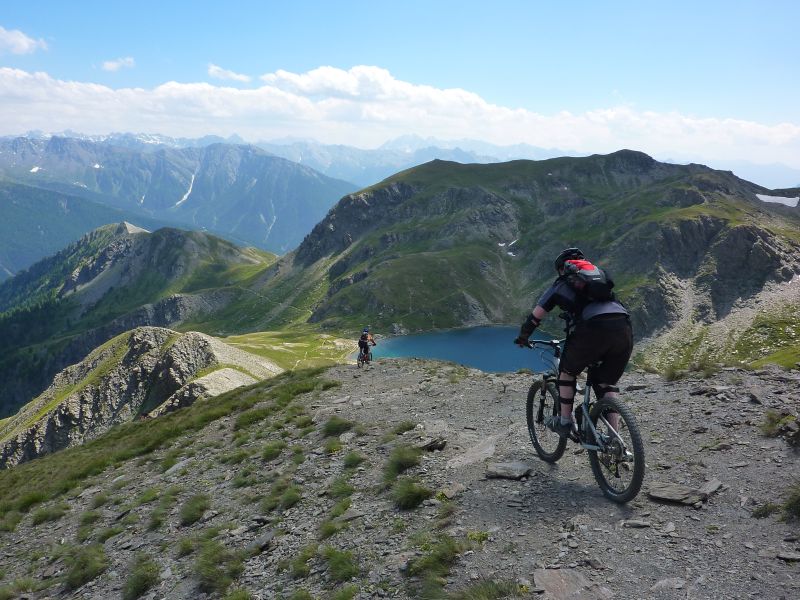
[522,339,564,349]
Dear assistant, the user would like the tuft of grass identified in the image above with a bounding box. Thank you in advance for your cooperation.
[435,502,457,528]
[79,510,101,526]
[0,511,22,532]
[289,544,318,579]
[180,494,210,526]
[232,467,258,489]
[392,478,433,510]
[259,476,302,513]
[289,590,315,600]
[262,440,287,462]
[322,546,359,582]
[343,452,365,469]
[147,485,181,531]
[383,445,422,483]
[329,476,354,499]
[293,415,314,428]
[324,438,343,454]
[134,487,160,506]
[90,492,110,509]
[234,406,275,430]
[760,409,796,437]
[31,503,68,525]
[220,450,250,465]
[330,498,351,519]
[97,525,124,542]
[64,544,108,591]
[466,531,490,544]
[329,585,358,600]
[406,533,467,598]
[783,480,800,520]
[224,589,253,600]
[194,539,245,594]
[391,421,416,435]
[177,536,197,557]
[122,553,160,600]
[291,445,306,465]
[279,486,302,510]
[322,416,354,437]
[751,502,782,519]
[16,491,48,513]
[319,520,342,540]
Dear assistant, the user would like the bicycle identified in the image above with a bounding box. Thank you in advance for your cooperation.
[522,316,645,503]
[356,348,373,368]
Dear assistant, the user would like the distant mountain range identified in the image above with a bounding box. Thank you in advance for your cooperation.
[12,130,800,189]
[0,136,357,270]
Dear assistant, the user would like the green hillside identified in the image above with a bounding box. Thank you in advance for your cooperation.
[250,152,800,367]
[0,225,277,417]
[0,181,174,282]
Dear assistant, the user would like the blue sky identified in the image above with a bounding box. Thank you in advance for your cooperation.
[1,1,799,172]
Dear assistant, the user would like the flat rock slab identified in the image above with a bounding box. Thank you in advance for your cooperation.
[777,552,800,562]
[246,530,275,555]
[622,519,651,528]
[446,435,498,469]
[485,461,533,480]
[651,577,686,591]
[438,482,466,499]
[534,568,614,599]
[648,479,722,505]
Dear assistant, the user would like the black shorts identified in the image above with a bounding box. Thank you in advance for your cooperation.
[560,315,633,384]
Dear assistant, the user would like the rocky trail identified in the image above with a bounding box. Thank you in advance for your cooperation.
[1,358,798,599]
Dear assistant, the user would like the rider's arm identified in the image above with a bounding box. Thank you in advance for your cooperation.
[517,305,548,341]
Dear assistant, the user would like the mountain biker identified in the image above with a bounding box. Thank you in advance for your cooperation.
[358,327,376,361]
[514,247,633,437]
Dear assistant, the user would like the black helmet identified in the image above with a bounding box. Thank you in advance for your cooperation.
[554,247,585,272]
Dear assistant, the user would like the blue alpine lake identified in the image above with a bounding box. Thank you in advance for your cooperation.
[370,326,561,373]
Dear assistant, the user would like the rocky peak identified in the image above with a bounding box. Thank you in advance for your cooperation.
[0,327,282,468]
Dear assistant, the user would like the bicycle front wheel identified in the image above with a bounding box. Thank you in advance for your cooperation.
[587,396,645,503]
[526,380,567,463]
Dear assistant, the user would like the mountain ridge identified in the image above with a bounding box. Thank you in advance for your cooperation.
[0,136,358,255]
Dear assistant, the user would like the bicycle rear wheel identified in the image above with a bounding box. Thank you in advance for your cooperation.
[587,396,645,503]
[526,380,567,462]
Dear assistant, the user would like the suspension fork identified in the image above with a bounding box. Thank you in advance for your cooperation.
[537,375,553,423]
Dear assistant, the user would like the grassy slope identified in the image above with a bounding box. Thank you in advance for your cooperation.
[0,369,335,512]
[248,156,800,368]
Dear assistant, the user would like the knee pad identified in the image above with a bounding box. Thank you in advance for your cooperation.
[593,384,619,399]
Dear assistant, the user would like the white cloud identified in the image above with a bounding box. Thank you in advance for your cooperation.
[0,25,47,54]
[208,63,251,83]
[1,65,799,169]
[102,57,135,72]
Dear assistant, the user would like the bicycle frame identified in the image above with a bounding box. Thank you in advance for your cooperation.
[528,338,611,453]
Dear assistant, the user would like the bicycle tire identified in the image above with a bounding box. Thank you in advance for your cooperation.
[526,380,567,463]
[587,396,645,503]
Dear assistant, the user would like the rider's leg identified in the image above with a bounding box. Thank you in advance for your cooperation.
[558,371,577,423]
[594,383,620,430]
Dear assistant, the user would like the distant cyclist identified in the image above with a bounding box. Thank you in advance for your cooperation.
[358,327,376,362]
[514,247,633,436]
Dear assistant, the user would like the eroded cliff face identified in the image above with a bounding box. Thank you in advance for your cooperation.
[0,327,281,468]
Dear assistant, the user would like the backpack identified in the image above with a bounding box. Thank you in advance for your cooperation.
[562,259,615,301]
